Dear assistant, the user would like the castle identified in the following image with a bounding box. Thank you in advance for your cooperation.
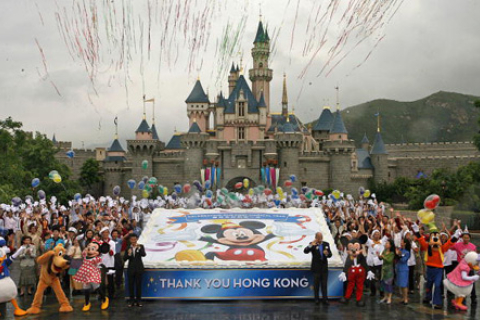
[54,21,480,197]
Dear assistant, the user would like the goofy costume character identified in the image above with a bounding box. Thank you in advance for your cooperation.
[413,224,461,309]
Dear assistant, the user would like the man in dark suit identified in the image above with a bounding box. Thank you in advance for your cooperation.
[304,232,332,305]
[123,234,146,307]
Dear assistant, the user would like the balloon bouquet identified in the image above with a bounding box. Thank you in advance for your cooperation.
[417,194,441,231]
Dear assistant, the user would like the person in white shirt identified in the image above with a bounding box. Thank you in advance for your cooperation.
[99,227,116,301]
[366,229,386,297]
[404,231,418,294]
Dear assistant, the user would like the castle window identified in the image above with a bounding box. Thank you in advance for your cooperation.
[259,62,263,68]
[338,135,341,139]
[304,168,307,174]
[284,161,287,168]
[238,127,245,140]
[238,102,245,117]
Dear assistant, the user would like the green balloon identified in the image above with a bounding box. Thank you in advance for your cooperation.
[158,185,164,194]
[145,184,152,192]
[221,188,228,195]
[141,160,148,170]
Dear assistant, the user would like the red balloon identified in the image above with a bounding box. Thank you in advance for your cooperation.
[183,184,191,193]
[432,194,441,205]
[424,194,440,210]
[235,182,243,189]
[284,180,293,187]
[205,199,212,206]
[243,195,252,203]
[315,190,324,196]
[264,188,272,196]
[299,194,306,201]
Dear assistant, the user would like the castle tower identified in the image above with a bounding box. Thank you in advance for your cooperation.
[312,106,333,142]
[186,79,210,132]
[329,110,348,141]
[275,118,303,188]
[249,20,273,115]
[228,63,239,95]
[281,73,288,117]
[103,120,127,197]
[180,121,209,182]
[370,131,389,183]
[360,133,369,150]
[323,139,356,192]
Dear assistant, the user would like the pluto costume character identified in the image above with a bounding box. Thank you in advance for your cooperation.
[26,244,73,314]
[0,247,27,317]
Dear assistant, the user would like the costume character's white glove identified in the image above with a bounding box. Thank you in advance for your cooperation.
[366,271,375,280]
[338,272,347,282]
[453,229,462,239]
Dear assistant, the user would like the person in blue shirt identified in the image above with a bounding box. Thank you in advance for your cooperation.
[396,238,411,305]
[44,226,65,251]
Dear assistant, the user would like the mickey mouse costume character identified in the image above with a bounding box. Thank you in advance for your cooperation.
[338,237,375,307]
[199,221,275,261]
[73,241,108,311]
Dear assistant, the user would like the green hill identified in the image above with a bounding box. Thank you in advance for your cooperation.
[321,91,480,145]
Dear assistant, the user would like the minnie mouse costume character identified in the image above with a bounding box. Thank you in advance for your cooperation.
[199,221,275,261]
[338,237,375,307]
[73,241,109,311]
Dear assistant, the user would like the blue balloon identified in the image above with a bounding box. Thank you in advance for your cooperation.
[291,187,298,195]
[127,179,136,189]
[31,178,40,188]
[74,193,82,202]
[292,194,299,200]
[174,184,182,193]
[205,180,211,190]
[66,150,75,159]
[138,181,145,190]
[289,174,297,182]
[274,199,281,207]
[301,186,309,194]
[142,176,149,184]
[171,192,178,201]
[206,190,213,198]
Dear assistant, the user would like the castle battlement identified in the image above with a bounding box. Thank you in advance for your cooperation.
[386,141,474,147]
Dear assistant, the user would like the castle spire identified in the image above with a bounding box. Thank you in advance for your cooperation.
[114,116,118,139]
[335,86,340,110]
[282,73,288,117]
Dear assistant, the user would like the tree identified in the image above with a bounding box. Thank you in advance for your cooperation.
[80,158,102,196]
[475,100,480,152]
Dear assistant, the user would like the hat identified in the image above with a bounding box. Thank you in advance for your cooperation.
[100,227,110,234]
[68,227,78,234]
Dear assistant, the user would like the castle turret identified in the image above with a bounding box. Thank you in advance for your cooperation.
[312,106,333,142]
[370,131,389,183]
[228,63,239,95]
[181,121,209,182]
[186,79,210,132]
[249,19,273,116]
[329,110,348,141]
[360,132,369,150]
[275,118,303,188]
[281,73,288,117]
[104,121,127,197]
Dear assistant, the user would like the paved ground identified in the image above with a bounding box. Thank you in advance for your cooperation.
[2,234,479,320]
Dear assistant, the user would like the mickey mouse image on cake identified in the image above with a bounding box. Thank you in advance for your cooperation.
[198,221,275,261]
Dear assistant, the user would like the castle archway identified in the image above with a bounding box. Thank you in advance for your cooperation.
[225,177,256,192]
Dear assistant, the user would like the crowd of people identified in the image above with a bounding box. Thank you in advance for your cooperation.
[0,188,478,314]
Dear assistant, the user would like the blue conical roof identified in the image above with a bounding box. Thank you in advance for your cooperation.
[188,122,202,133]
[361,132,369,144]
[313,108,333,131]
[151,124,159,140]
[136,119,151,133]
[108,139,125,152]
[281,121,295,133]
[185,80,210,103]
[371,132,388,154]
[257,92,267,108]
[330,110,348,134]
[254,21,266,43]
[52,134,57,144]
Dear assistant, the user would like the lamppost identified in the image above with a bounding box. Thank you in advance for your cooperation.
[441,180,447,206]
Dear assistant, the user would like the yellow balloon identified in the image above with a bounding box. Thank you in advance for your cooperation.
[332,190,341,200]
[417,209,435,224]
[142,190,149,198]
[248,188,254,196]
[53,174,62,183]
[163,187,168,196]
[364,190,371,198]
[276,187,284,195]
[243,178,249,189]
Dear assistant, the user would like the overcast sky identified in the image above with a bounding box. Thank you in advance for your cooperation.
[1,0,479,149]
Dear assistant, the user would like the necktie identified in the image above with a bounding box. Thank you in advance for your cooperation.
[319,244,324,259]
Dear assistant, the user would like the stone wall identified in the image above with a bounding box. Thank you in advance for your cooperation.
[386,141,479,158]
[55,149,96,179]
[392,155,480,178]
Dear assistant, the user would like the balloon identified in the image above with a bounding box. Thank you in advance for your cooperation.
[284,180,292,187]
[257,185,265,192]
[235,182,243,189]
[142,176,149,183]
[363,190,371,198]
[243,178,249,189]
[66,150,75,159]
[248,188,254,196]
[206,190,213,198]
[113,186,121,196]
[37,190,46,200]
[315,190,324,196]
[48,170,58,180]
[142,160,148,170]
[163,187,168,196]
[127,179,136,189]
[148,177,158,185]
[424,194,441,210]
[158,185,164,194]
[291,187,298,195]
[205,180,211,190]
[217,195,225,204]
[145,184,152,193]
[193,180,203,193]
[264,188,272,196]
[289,174,297,182]
[53,174,62,183]
[274,199,281,207]
[305,191,313,201]
[299,194,306,201]
[11,197,22,207]
[358,186,365,195]
[174,184,182,193]
[183,184,191,194]
[205,198,213,206]
[74,193,82,202]
[171,192,177,200]
[332,190,341,200]
[31,178,40,188]
[227,193,239,201]
[243,195,252,203]
[276,187,284,195]
[417,209,435,225]
[221,188,228,195]
[138,181,145,190]
[301,186,309,194]
[142,190,149,199]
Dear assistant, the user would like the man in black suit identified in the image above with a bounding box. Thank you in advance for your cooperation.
[304,232,332,305]
[123,234,146,307]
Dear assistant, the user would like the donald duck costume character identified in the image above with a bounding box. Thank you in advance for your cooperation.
[0,243,27,317]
